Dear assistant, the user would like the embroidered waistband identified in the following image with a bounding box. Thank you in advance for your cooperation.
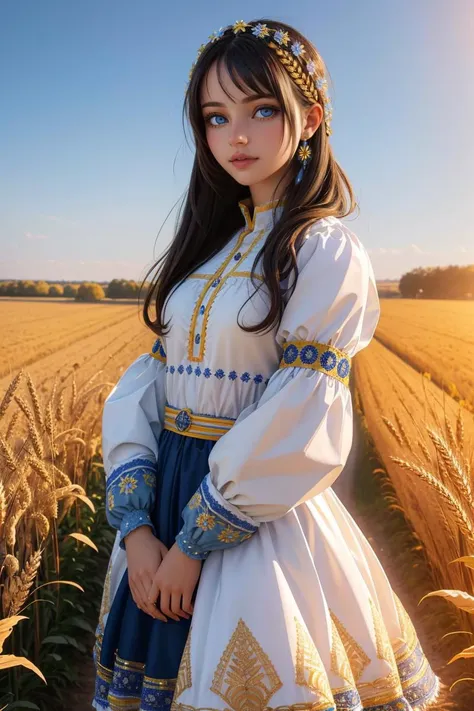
[164,405,235,441]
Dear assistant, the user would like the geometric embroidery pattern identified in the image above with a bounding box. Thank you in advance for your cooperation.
[329,609,370,683]
[211,618,283,711]
[294,617,333,706]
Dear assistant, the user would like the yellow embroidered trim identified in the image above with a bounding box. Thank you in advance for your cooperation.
[238,198,283,230]
[174,627,193,699]
[210,617,283,710]
[143,676,177,689]
[164,405,234,441]
[329,617,356,687]
[294,617,334,706]
[329,609,370,682]
[115,654,145,670]
[187,228,265,362]
[187,273,213,279]
[393,593,418,663]
[187,227,251,362]
[279,340,351,387]
[232,270,264,282]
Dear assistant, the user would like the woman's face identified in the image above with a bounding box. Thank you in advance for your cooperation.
[200,61,303,204]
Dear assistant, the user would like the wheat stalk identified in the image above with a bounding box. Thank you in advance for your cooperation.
[426,426,473,507]
[0,370,23,420]
[0,434,17,471]
[391,456,474,541]
[268,41,319,103]
[8,549,43,616]
[5,410,21,441]
[455,406,464,451]
[25,373,45,432]
[0,480,6,534]
[381,416,404,446]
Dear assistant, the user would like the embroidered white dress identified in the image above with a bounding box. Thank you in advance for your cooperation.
[96,200,440,711]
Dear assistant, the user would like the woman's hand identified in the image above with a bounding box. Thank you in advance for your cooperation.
[124,526,169,621]
[147,542,202,621]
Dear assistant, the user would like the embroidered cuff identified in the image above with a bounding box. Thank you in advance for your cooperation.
[176,473,259,558]
[119,509,156,549]
[279,340,351,387]
[105,456,157,540]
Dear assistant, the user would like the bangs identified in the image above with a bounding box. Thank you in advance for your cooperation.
[210,37,295,118]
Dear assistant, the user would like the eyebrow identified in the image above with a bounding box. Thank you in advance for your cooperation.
[201,93,276,109]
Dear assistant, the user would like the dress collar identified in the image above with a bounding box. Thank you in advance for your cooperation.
[238,198,285,231]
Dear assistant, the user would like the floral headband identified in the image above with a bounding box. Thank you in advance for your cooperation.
[188,20,333,137]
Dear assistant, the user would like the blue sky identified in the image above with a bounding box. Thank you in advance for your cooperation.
[1,0,473,282]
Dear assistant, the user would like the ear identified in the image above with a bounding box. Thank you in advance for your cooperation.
[301,103,324,140]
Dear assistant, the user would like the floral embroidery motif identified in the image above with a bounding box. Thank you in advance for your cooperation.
[188,492,202,510]
[143,472,156,488]
[330,609,370,682]
[294,617,333,704]
[196,512,216,530]
[211,618,283,710]
[176,474,258,559]
[107,490,115,510]
[119,474,138,495]
[280,340,352,387]
[166,363,269,386]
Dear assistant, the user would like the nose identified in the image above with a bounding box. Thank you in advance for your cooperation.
[229,132,248,147]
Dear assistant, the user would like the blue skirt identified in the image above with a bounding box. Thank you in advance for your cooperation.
[93,429,215,710]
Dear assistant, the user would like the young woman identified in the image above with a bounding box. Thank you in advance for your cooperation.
[92,18,441,711]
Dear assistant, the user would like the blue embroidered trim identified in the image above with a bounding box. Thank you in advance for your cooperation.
[166,364,269,386]
[119,509,155,548]
[201,475,258,533]
[150,337,166,363]
[106,456,156,491]
[280,340,351,387]
[94,651,176,710]
[176,532,209,560]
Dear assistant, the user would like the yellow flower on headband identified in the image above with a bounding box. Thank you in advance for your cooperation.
[233,20,248,34]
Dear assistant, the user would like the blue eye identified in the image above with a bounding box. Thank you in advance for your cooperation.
[206,114,227,126]
[255,107,277,119]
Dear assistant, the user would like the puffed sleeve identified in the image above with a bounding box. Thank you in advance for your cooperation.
[175,219,380,559]
[103,337,167,549]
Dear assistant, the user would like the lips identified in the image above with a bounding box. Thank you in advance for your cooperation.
[230,153,258,162]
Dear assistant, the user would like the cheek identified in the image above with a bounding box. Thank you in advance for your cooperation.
[205,127,225,160]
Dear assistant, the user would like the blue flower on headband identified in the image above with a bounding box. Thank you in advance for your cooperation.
[316,77,328,91]
[291,41,305,57]
[252,23,270,38]
[209,26,226,42]
[306,60,316,76]
[274,29,290,46]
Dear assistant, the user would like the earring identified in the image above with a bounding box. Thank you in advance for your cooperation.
[295,137,312,185]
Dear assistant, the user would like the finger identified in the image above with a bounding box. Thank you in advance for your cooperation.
[140,573,166,620]
[159,590,180,622]
[147,572,161,608]
[171,592,190,619]
[181,592,194,616]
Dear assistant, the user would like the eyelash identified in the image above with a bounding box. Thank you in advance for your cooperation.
[204,106,280,128]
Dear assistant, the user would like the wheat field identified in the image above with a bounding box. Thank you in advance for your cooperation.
[373,298,474,409]
[1,295,473,708]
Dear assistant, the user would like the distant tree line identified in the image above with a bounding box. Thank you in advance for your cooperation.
[399,265,474,299]
[0,279,151,302]
[1,265,472,302]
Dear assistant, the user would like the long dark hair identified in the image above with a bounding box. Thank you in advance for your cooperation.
[142,18,357,337]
